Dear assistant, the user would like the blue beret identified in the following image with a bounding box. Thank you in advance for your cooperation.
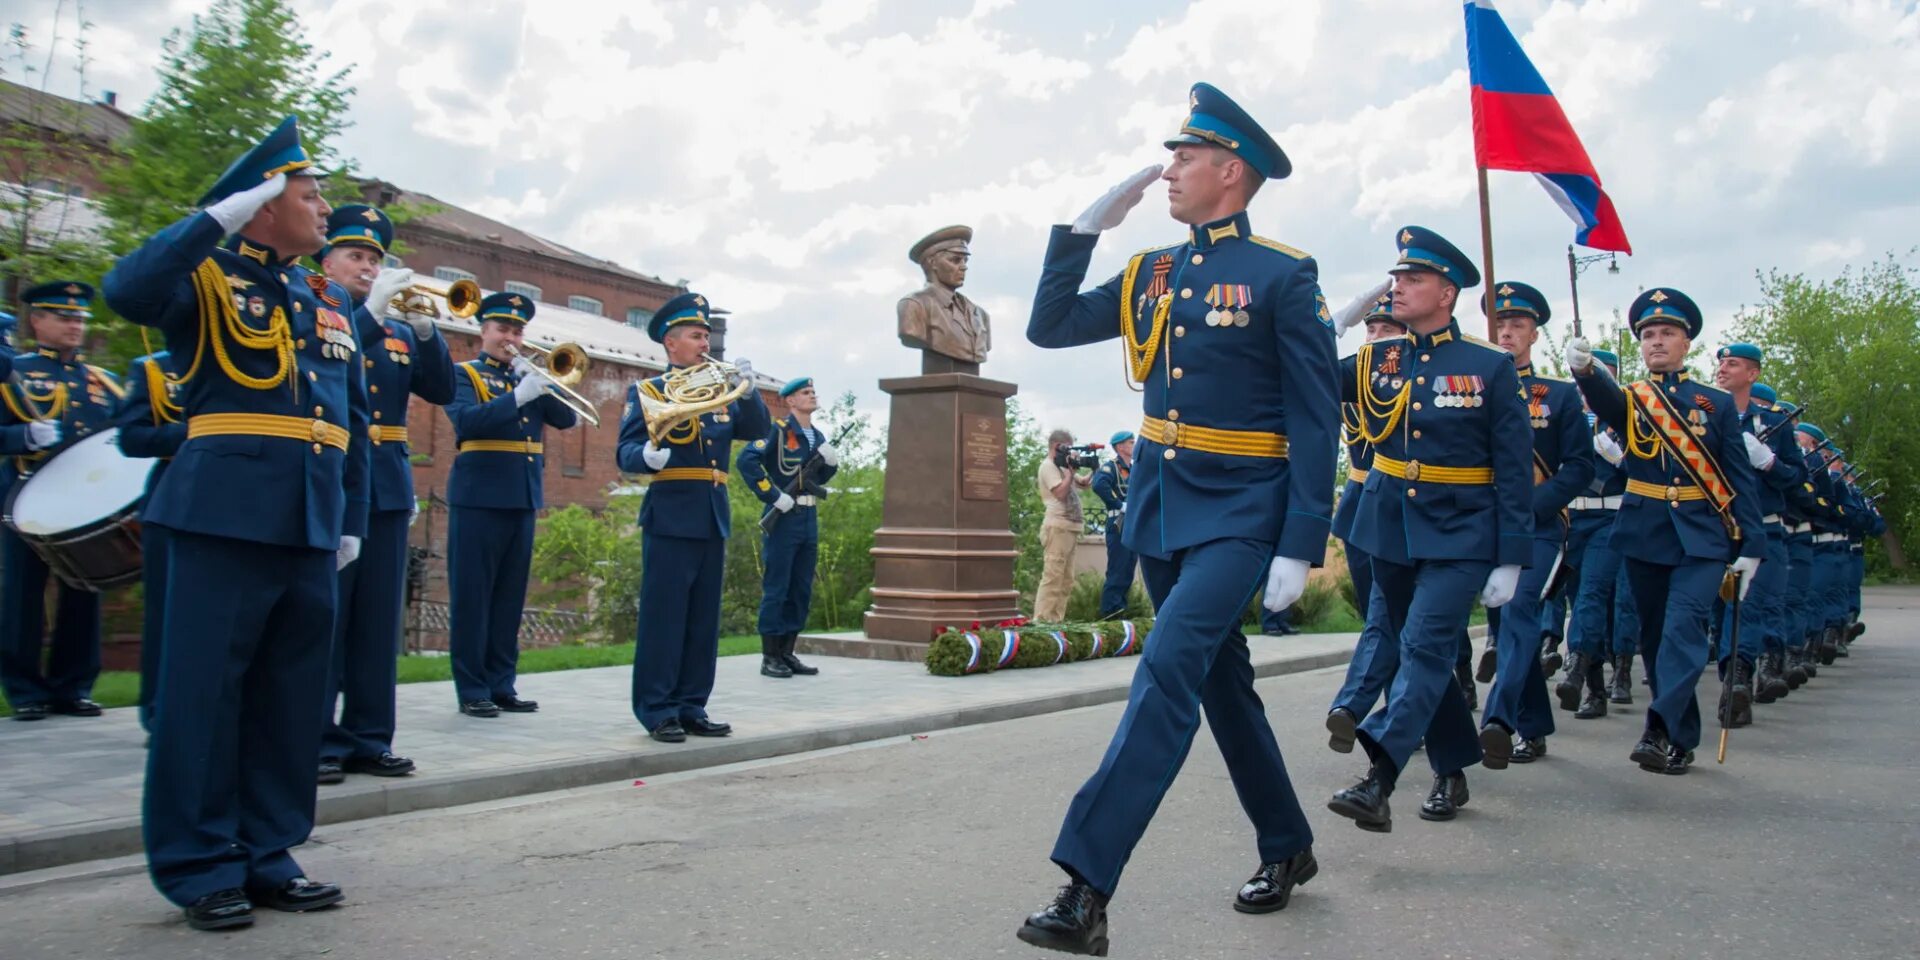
[1592,348,1621,371]
[1363,292,1404,328]
[1484,280,1551,324]
[1716,342,1763,365]
[1109,430,1135,447]
[319,205,394,260]
[0,310,13,332]
[1751,383,1778,404]
[648,291,711,343]
[1164,82,1290,180]
[20,280,94,315]
[198,115,316,207]
[1390,226,1480,289]
[1796,423,1827,443]
[779,377,814,398]
[477,291,536,327]
[1629,287,1702,340]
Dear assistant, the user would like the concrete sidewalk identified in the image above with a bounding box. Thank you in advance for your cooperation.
[0,629,1378,876]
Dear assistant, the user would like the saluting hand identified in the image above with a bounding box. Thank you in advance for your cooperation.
[1071,165,1164,235]
[1332,280,1392,335]
[206,173,288,233]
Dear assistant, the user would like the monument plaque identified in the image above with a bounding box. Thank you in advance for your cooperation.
[961,414,1006,502]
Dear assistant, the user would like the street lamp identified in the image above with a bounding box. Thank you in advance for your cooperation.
[1565,245,1620,336]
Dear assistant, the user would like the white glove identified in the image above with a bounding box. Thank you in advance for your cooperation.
[1071,165,1164,235]
[1593,431,1624,465]
[1565,336,1594,375]
[1261,558,1310,613]
[512,369,551,406]
[817,442,838,467]
[1730,556,1761,600]
[1480,564,1522,608]
[509,354,537,380]
[1741,433,1776,471]
[1333,280,1393,334]
[336,535,361,571]
[25,420,60,451]
[773,492,795,513]
[206,173,287,233]
[408,500,420,528]
[366,266,411,315]
[640,440,671,471]
[730,358,755,385]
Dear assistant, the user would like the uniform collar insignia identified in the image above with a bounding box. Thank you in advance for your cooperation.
[1515,364,1532,378]
[235,239,273,265]
[1189,211,1250,250]
[1415,320,1459,349]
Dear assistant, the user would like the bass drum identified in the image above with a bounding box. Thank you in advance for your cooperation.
[2,428,152,591]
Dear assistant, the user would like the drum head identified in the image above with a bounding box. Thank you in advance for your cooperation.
[9,429,153,536]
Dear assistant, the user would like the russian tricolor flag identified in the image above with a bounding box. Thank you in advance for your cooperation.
[1465,1,1632,253]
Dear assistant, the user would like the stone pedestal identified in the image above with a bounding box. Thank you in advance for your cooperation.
[862,373,1022,644]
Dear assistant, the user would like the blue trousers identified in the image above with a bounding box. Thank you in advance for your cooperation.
[1331,543,1395,716]
[144,528,333,907]
[1812,544,1847,632]
[1569,513,1636,659]
[756,509,818,636]
[1099,519,1136,618]
[138,522,173,732]
[0,527,101,709]
[322,509,407,762]
[448,506,535,705]
[632,531,726,730]
[1781,534,1815,651]
[1357,557,1490,783]
[1050,537,1311,896]
[1625,557,1721,753]
[1850,548,1864,620]
[1719,526,1788,664]
[1541,591,1567,643]
[1485,536,1561,740]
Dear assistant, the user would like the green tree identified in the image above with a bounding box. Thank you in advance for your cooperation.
[1005,398,1048,613]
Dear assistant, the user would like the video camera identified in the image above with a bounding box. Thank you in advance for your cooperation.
[1053,442,1105,471]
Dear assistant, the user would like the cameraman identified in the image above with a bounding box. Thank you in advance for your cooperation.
[1035,428,1093,622]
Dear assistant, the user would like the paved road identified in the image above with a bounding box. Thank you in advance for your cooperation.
[3,588,1915,959]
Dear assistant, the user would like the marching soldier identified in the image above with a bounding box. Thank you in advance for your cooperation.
[1017,83,1336,955]
[1793,423,1845,665]
[102,117,367,929]
[1089,430,1135,620]
[0,281,122,721]
[1765,388,1819,688]
[619,292,769,742]
[735,376,837,678]
[116,350,186,732]
[0,310,16,379]
[315,205,454,777]
[1326,227,1532,831]
[1559,349,1635,718]
[1567,288,1764,775]
[444,291,575,717]
[1479,281,1594,763]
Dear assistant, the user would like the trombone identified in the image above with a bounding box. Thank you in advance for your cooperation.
[508,339,601,427]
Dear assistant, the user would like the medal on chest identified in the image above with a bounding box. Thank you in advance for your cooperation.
[1203,284,1252,327]
[1436,375,1484,409]
[1529,382,1551,428]
[316,308,357,360]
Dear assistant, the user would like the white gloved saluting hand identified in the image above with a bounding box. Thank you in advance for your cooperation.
[1071,165,1164,235]
[207,173,288,233]
[1333,280,1393,335]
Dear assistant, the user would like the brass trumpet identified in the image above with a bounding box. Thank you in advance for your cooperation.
[384,277,482,321]
[637,353,752,442]
[508,339,601,427]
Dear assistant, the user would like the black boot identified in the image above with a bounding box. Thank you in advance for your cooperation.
[1328,762,1395,833]
[1817,627,1839,665]
[781,633,819,676]
[1554,653,1587,713]
[760,636,793,678]
[1757,653,1789,703]
[1418,771,1469,822]
[1630,727,1672,771]
[1475,644,1498,684]
[1801,640,1819,677]
[1541,633,1564,677]
[1016,881,1109,956]
[1848,620,1866,641]
[1784,649,1809,688]
[1576,689,1609,719]
[1609,655,1634,704]
[1455,660,1479,712]
[1233,848,1318,914]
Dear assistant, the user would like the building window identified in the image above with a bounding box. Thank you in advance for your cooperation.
[626,307,653,330]
[504,281,542,302]
[433,265,477,283]
[567,295,604,316]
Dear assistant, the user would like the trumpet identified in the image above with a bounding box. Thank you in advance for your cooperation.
[382,277,482,322]
[508,339,601,427]
[637,353,752,442]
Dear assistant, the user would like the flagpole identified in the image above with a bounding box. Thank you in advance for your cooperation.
[1476,164,1497,339]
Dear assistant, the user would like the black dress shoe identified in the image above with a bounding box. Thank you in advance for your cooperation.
[1327,765,1394,833]
[1478,724,1513,770]
[1575,691,1609,719]
[1419,771,1469,821]
[11,703,48,721]
[1325,707,1358,754]
[781,633,820,676]
[1555,653,1587,712]
[344,752,416,777]
[1630,729,1672,771]
[1650,743,1692,776]
[317,759,345,785]
[1233,848,1318,914]
[1510,737,1546,763]
[495,695,539,713]
[650,719,687,743]
[183,888,253,931]
[684,716,731,737]
[760,655,793,678]
[1016,881,1109,956]
[1476,645,1498,684]
[249,877,343,913]
[51,698,102,717]
[460,699,501,718]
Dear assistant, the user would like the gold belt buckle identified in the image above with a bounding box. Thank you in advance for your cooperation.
[1163,420,1181,448]
[310,419,329,443]
[1403,459,1422,482]
[1666,485,1681,501]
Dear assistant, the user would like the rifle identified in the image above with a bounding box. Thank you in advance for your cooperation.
[1718,569,1745,765]
[758,422,858,536]
[1754,400,1807,443]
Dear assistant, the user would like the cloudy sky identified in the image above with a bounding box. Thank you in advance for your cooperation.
[17,0,1920,435]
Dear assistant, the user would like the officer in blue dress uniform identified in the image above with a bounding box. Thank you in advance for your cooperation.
[619,292,768,742]
[735,375,836,678]
[444,291,575,718]
[1325,228,1533,831]
[1792,423,1847,665]
[1325,293,1407,752]
[116,350,186,731]
[1559,349,1635,718]
[102,116,367,929]
[1016,83,1336,955]
[1480,281,1594,763]
[0,281,122,721]
[1567,288,1765,775]
[315,205,454,776]
[0,310,16,379]
[1089,430,1136,619]
[1766,389,1818,688]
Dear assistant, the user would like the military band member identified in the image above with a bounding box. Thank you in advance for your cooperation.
[735,376,837,678]
[619,293,769,742]
[1559,349,1637,718]
[1480,281,1594,762]
[0,281,122,721]
[1089,430,1136,620]
[116,350,186,732]
[1017,83,1335,956]
[1567,288,1765,775]
[444,291,574,718]
[1326,227,1532,831]
[102,117,367,929]
[315,205,454,776]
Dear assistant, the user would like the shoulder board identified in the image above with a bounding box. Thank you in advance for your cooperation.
[1535,373,1574,385]
[1458,332,1505,352]
[1132,241,1183,260]
[1696,382,1735,404]
[85,365,126,401]
[1249,236,1309,260]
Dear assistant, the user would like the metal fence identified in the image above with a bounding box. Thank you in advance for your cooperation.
[407,600,590,651]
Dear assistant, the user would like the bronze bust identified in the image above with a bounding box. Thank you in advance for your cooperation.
[898,224,991,373]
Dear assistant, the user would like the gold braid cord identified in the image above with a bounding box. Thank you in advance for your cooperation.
[1623,386,1662,461]
[1118,253,1169,386]
[2,380,67,421]
[143,357,182,424]
[1350,342,1409,445]
[190,259,293,394]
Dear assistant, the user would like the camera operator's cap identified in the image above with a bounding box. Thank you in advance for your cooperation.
[1109,430,1134,447]
[1628,287,1702,339]
[478,291,536,328]
[198,115,316,207]
[779,377,813,398]
[1166,82,1290,180]
[1591,348,1620,372]
[1796,422,1827,444]
[319,204,393,262]
[21,281,94,317]
[909,225,971,265]
[1716,342,1763,365]
[1751,383,1778,405]
[1390,226,1479,289]
[1484,280,1551,325]
[647,292,711,342]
